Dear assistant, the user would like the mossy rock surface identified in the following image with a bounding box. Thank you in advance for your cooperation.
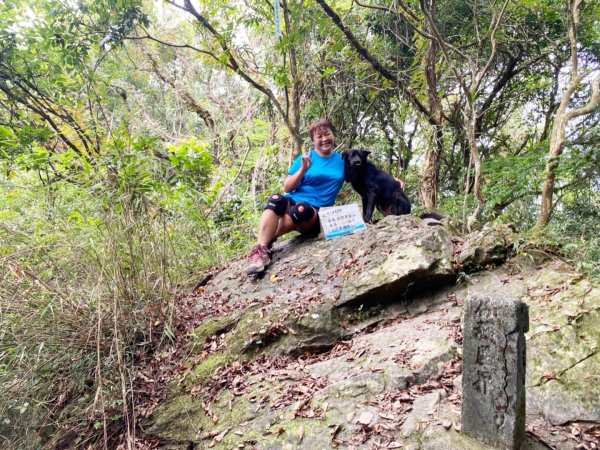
[457,256,600,428]
[457,224,518,271]
[145,287,464,448]
[144,221,598,449]
[338,216,455,306]
[528,352,600,425]
[189,315,238,352]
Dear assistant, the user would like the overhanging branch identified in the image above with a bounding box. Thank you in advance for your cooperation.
[315,0,437,125]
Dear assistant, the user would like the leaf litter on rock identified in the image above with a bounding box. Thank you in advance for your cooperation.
[128,251,599,450]
[392,348,416,366]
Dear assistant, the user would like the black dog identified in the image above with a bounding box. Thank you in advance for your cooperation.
[342,149,412,223]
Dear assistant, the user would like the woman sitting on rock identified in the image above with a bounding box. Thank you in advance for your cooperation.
[246,118,345,274]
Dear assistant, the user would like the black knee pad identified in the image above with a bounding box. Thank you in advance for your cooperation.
[289,202,315,225]
[264,194,288,216]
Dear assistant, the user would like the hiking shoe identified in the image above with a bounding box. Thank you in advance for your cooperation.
[246,244,271,274]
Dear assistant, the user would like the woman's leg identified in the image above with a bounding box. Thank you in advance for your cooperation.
[294,204,319,234]
[257,194,290,245]
[257,209,281,245]
[275,203,318,237]
[261,197,319,242]
[248,194,288,274]
[248,200,318,275]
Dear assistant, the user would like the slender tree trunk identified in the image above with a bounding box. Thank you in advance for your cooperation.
[465,107,485,230]
[537,114,567,227]
[419,26,443,209]
[536,0,600,228]
[536,71,599,227]
[419,124,443,209]
[282,0,302,155]
[179,0,303,155]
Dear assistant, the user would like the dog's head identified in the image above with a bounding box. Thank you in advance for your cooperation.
[342,149,371,168]
[342,149,371,181]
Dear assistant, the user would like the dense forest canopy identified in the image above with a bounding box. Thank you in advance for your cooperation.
[0,0,599,447]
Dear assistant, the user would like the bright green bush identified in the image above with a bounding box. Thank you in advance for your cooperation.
[0,131,244,448]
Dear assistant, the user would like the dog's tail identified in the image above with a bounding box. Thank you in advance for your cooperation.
[419,212,444,221]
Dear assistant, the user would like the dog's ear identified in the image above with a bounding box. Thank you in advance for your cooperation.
[360,150,371,159]
[342,151,351,182]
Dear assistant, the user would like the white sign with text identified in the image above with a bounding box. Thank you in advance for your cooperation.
[319,203,367,240]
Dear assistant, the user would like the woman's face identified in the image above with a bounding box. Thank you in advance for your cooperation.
[312,126,335,155]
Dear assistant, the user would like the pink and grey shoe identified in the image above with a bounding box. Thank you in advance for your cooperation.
[246,244,271,274]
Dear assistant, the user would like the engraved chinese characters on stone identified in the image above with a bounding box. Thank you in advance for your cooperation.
[462,293,529,449]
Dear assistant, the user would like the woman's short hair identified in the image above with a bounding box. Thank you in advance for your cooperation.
[309,119,335,139]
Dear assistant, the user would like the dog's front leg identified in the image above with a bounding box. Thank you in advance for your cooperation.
[360,194,369,220]
[363,192,377,223]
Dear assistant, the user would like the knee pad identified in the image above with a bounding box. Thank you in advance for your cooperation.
[264,194,288,216]
[289,202,315,225]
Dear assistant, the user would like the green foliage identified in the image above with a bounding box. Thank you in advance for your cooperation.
[166,137,213,188]
[0,129,231,447]
[1,0,600,447]
[483,144,547,224]
[1,171,171,447]
[546,192,600,279]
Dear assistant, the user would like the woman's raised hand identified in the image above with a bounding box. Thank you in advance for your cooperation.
[301,149,312,172]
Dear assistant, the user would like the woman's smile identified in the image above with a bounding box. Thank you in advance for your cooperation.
[313,128,335,155]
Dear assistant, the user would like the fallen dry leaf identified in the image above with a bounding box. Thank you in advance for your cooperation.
[214,427,231,442]
[201,430,220,440]
[357,411,374,425]
[329,424,342,441]
[584,424,600,438]
[541,371,558,382]
[298,425,305,443]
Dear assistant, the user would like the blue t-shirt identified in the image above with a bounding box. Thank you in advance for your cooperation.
[286,150,344,208]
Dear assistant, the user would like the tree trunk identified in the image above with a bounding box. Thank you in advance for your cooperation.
[419,28,443,209]
[181,0,303,155]
[535,0,600,228]
[419,124,443,209]
[465,107,485,231]
[282,0,302,155]
[536,114,567,227]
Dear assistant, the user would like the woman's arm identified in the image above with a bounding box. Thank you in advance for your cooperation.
[283,151,312,193]
[283,169,306,193]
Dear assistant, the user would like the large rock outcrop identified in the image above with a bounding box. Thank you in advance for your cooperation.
[144,216,599,449]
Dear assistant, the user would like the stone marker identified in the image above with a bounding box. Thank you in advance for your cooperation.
[462,293,528,449]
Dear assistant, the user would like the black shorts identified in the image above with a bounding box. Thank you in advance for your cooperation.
[264,196,321,237]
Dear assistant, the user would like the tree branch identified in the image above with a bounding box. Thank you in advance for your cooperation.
[126,32,221,62]
[566,72,600,120]
[354,0,394,13]
[315,0,437,125]
[474,0,511,93]
[146,52,216,131]
[0,80,83,156]
[163,0,300,147]
[476,50,521,134]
